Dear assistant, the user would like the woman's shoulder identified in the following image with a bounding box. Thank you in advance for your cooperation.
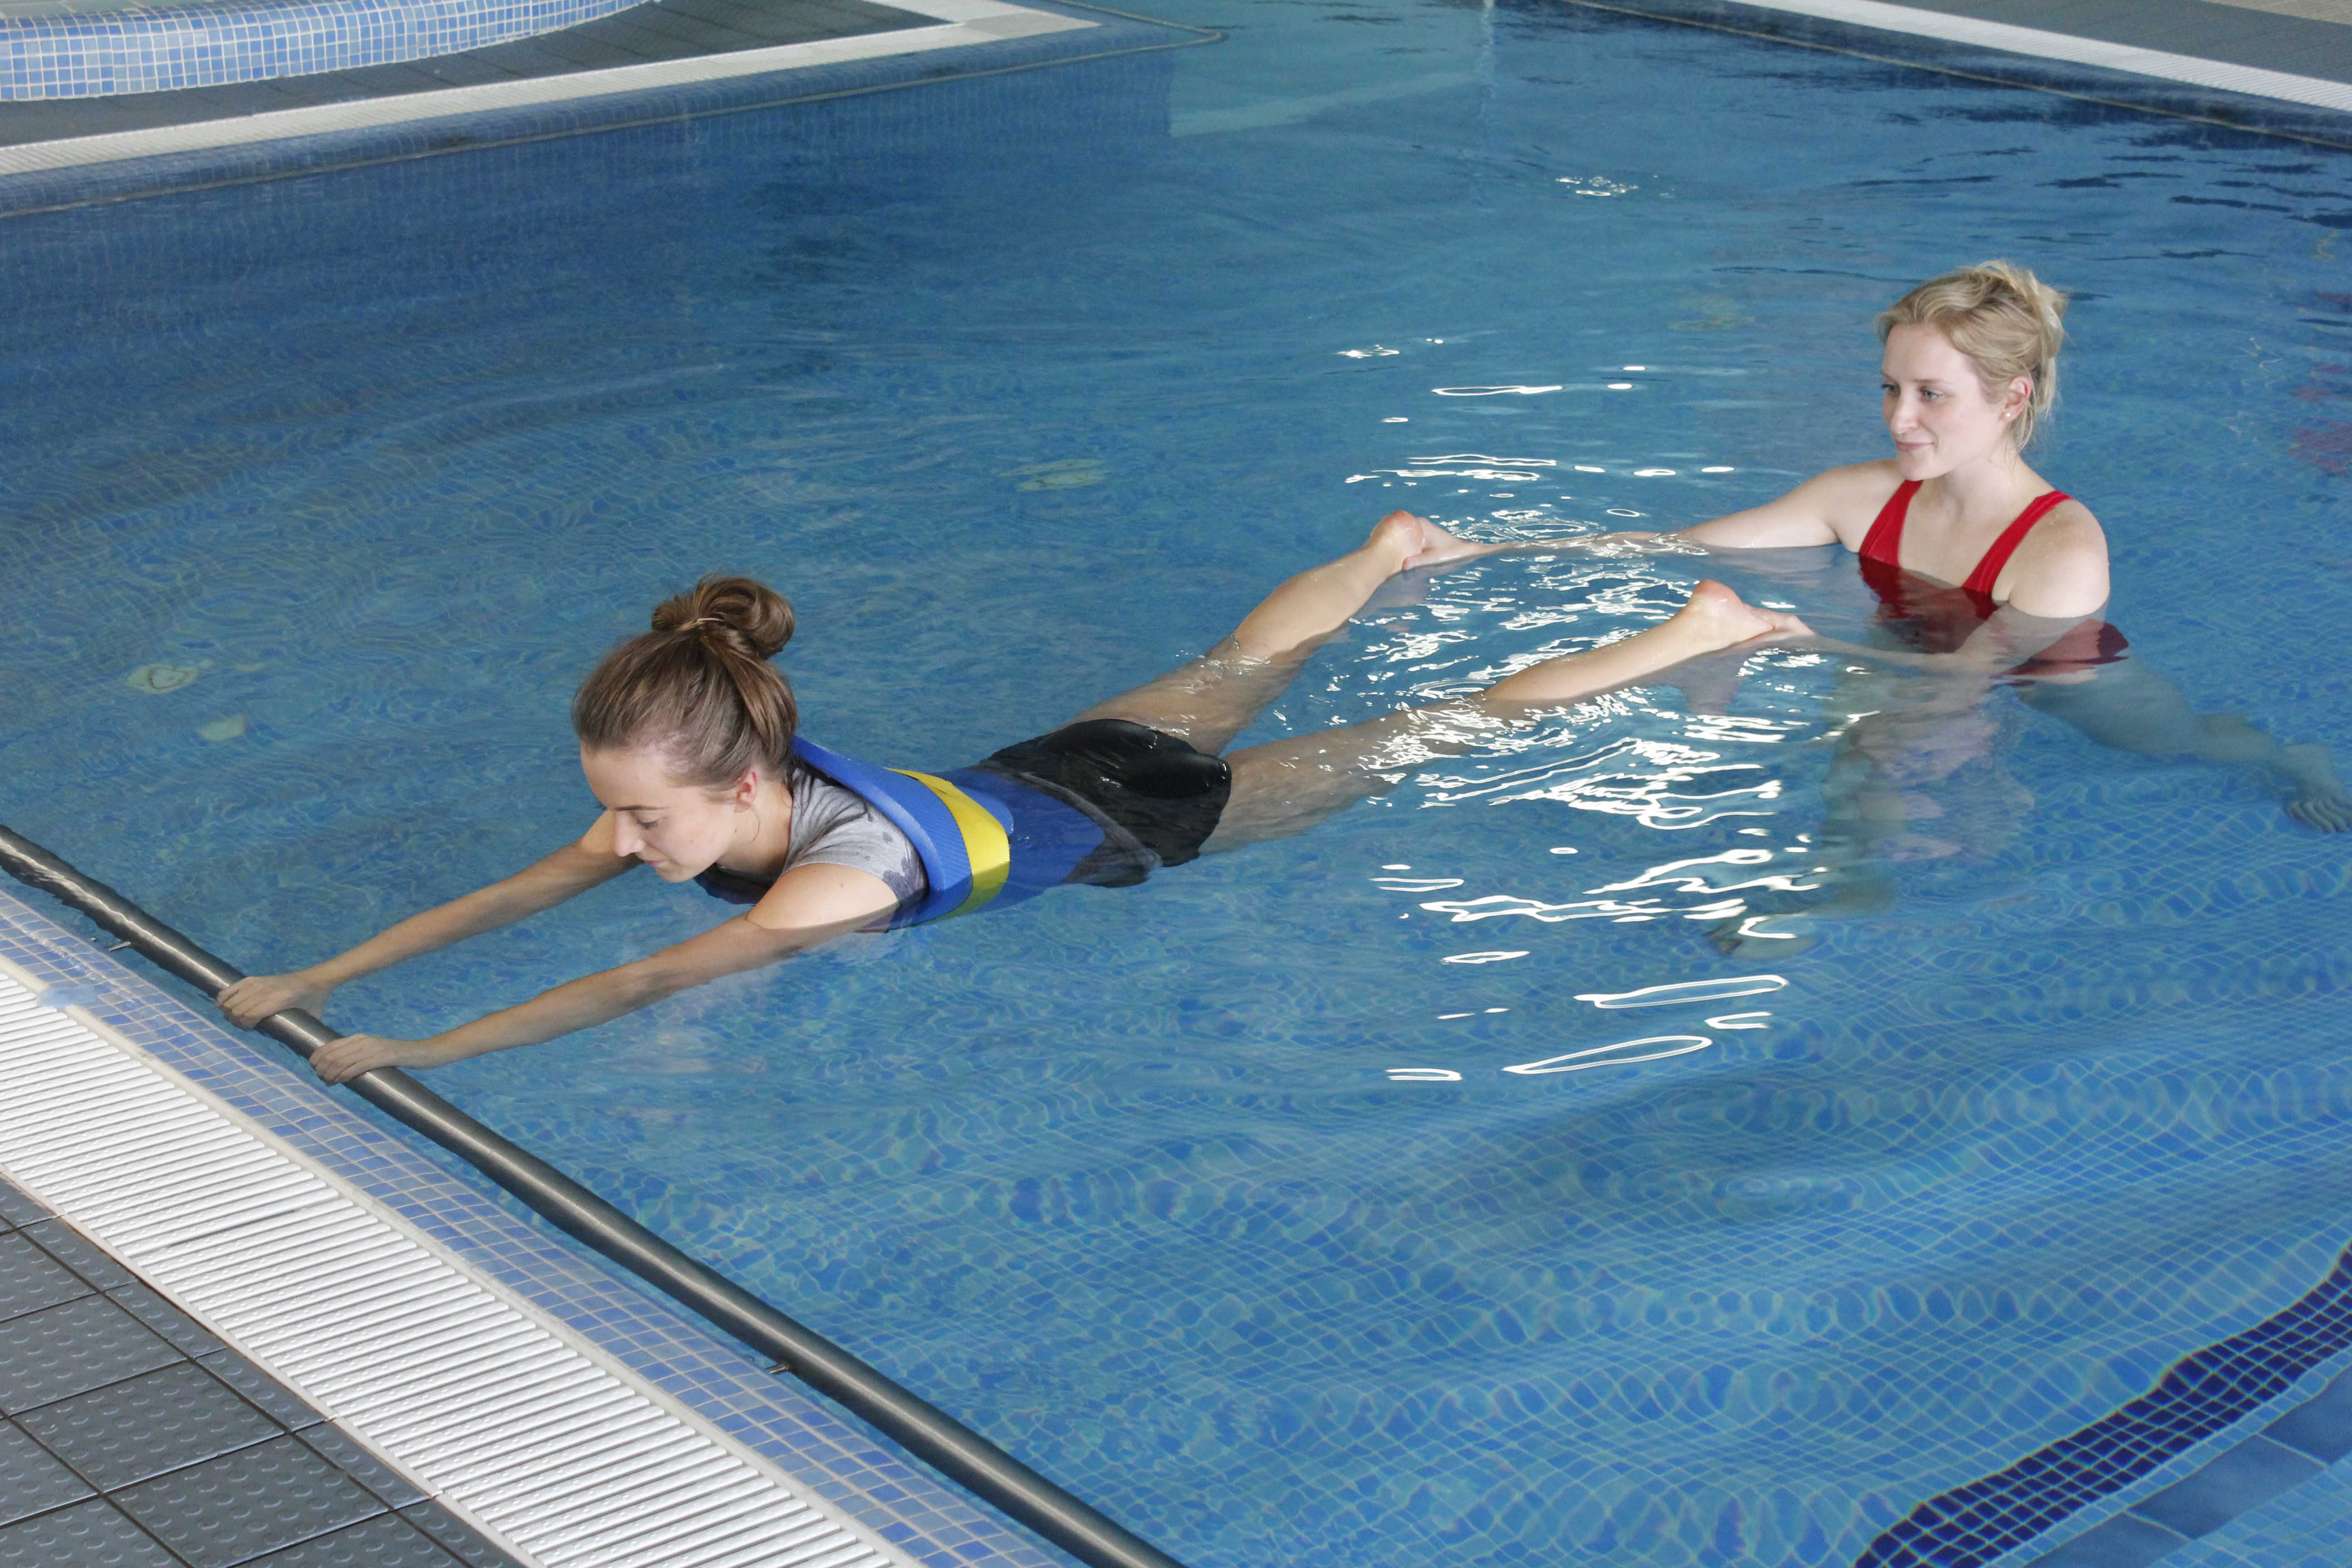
[2004,490,2109,616]
[1796,458,1902,495]
[2025,490,2107,557]
[1800,460,1906,545]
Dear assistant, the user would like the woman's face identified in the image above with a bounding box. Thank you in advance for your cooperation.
[1881,322,2028,479]
[581,746,749,880]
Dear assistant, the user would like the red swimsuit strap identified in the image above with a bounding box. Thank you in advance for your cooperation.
[1961,490,2071,598]
[1857,480,1920,567]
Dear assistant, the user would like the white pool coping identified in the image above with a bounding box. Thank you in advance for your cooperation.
[0,958,916,1568]
[0,0,1094,176]
[1667,0,2352,113]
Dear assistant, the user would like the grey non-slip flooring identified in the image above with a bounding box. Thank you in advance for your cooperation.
[0,0,931,148]
[0,1176,519,1568]
[1869,0,2352,87]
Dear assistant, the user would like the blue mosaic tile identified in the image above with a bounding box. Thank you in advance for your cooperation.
[0,0,642,101]
[2029,1511,2189,1568]
[2131,1436,2323,1540]
[3,15,2348,1562]
[0,0,1135,106]
[2263,1373,2352,1465]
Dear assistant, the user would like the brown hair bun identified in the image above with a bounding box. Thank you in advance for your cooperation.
[649,576,795,662]
[574,576,800,787]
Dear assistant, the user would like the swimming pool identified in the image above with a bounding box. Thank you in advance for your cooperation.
[6,2,2352,1563]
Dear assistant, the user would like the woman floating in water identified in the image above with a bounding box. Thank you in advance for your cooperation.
[219,514,1806,1082]
[1431,260,2350,862]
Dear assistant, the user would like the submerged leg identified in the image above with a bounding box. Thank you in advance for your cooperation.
[2021,659,2352,831]
[1073,510,1484,754]
[1709,728,1903,959]
[1205,580,1805,852]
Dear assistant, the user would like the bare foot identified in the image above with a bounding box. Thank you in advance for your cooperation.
[1676,579,1813,650]
[1371,510,1501,571]
[2280,743,2352,832]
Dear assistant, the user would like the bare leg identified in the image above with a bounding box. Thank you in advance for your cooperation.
[1073,510,1486,754]
[1205,581,1808,852]
[2021,660,2352,831]
[1709,725,1902,958]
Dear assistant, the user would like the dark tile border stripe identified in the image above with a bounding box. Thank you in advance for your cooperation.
[1855,1240,2352,1567]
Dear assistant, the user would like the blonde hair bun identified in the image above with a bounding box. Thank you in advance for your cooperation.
[1877,260,2069,446]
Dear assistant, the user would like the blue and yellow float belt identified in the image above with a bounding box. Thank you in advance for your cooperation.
[790,737,1012,927]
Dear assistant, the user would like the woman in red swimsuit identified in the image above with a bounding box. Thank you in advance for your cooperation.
[1655,260,2112,653]
[1406,261,2346,947]
[1670,264,2341,840]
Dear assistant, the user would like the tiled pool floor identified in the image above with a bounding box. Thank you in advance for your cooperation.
[0,1173,519,1568]
[5,0,2351,1564]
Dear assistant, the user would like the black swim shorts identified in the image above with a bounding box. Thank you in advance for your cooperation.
[968,718,1233,887]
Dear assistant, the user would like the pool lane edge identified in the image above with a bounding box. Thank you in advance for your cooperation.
[0,882,1072,1568]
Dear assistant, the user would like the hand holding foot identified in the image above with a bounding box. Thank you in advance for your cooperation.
[1679,578,1814,650]
[1373,510,1503,572]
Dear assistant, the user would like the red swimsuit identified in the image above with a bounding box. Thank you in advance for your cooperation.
[1855,480,2126,673]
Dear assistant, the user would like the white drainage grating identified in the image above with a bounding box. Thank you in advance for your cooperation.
[0,965,907,1568]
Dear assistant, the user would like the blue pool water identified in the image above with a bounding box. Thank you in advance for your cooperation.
[7,3,2352,1563]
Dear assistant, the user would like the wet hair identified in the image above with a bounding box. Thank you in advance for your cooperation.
[572,576,798,788]
[1877,260,2069,448]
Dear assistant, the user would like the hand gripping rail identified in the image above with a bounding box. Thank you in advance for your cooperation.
[0,824,1185,1568]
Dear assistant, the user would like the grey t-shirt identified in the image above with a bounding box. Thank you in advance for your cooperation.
[781,760,927,905]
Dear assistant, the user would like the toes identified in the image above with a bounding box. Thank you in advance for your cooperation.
[2288,795,2352,832]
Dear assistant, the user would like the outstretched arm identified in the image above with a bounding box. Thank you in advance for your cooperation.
[305,862,898,1083]
[1673,466,1860,549]
[1798,604,2104,679]
[217,816,641,1029]
[1414,462,1894,561]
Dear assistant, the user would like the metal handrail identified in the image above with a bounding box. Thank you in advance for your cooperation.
[0,824,1185,1568]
